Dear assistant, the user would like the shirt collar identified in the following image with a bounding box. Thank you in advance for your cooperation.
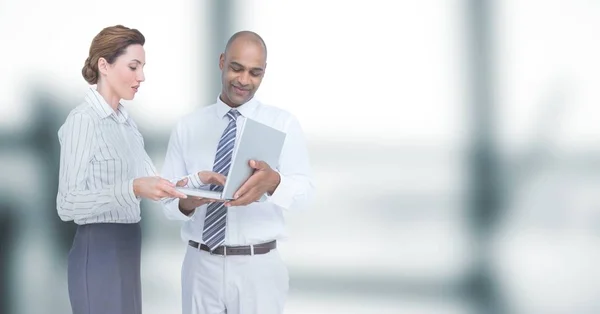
[215,95,258,119]
[86,87,130,123]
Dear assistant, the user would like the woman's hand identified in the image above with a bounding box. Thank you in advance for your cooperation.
[133,176,188,201]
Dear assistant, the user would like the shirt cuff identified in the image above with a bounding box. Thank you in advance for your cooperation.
[115,179,141,208]
[188,172,209,189]
[267,172,293,209]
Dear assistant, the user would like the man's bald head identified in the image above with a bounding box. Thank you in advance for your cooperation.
[218,31,268,107]
[224,31,267,59]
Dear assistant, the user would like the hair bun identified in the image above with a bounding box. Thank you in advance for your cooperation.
[81,57,98,85]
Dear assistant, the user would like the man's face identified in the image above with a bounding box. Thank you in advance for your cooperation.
[219,40,266,107]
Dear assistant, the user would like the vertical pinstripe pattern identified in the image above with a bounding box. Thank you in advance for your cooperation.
[56,88,157,224]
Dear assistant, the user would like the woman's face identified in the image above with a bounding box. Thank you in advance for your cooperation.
[103,44,146,100]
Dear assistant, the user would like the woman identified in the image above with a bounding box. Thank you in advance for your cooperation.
[56,25,187,314]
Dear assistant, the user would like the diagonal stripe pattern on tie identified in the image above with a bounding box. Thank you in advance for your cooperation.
[202,109,241,250]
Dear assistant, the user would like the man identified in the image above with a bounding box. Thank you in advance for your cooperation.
[161,31,315,314]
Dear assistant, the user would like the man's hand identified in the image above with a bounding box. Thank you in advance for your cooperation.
[198,171,226,186]
[225,160,280,207]
[175,177,222,216]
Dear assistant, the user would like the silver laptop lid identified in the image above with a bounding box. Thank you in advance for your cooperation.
[221,117,286,200]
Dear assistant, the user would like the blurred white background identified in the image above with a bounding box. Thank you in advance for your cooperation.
[1,0,600,313]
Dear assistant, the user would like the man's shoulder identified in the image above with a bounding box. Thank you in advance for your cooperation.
[174,103,218,127]
[251,100,304,134]
[254,100,297,121]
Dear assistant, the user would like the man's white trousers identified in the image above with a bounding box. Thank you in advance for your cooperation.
[181,245,289,314]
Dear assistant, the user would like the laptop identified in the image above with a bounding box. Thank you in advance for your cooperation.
[176,117,286,201]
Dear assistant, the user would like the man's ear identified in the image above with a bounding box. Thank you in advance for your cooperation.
[219,53,225,70]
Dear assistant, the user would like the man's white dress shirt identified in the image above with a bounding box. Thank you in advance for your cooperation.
[161,96,314,246]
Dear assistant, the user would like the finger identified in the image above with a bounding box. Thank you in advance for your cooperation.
[226,197,249,207]
[249,159,259,169]
[208,179,225,186]
[176,177,189,187]
[160,179,179,191]
[158,190,174,200]
[233,178,255,199]
[152,192,163,201]
[234,170,268,198]
[164,186,187,199]
[249,160,269,170]
[227,188,259,207]
[213,173,226,185]
[160,178,176,187]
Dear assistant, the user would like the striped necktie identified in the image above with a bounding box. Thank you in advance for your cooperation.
[202,109,241,250]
